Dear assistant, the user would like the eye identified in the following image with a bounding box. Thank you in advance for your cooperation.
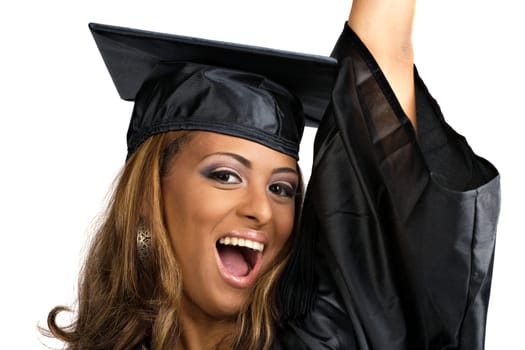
[208,169,242,184]
[268,182,296,198]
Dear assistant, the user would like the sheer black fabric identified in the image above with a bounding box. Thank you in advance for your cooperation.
[274,24,499,350]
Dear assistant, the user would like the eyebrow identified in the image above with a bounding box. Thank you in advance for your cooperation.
[203,152,298,175]
[272,167,298,176]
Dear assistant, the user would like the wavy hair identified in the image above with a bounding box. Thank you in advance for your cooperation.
[44,130,303,350]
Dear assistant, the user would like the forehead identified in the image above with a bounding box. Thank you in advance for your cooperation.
[177,131,297,168]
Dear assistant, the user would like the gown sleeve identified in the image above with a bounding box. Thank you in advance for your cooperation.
[275,24,500,350]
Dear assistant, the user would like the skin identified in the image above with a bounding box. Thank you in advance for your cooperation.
[349,0,417,129]
[162,131,299,350]
[162,1,417,348]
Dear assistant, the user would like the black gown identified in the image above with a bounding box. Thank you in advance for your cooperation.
[133,24,500,350]
[274,25,500,349]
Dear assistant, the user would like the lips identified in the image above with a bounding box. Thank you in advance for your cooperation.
[215,234,265,288]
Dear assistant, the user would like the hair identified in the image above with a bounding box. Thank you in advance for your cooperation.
[44,130,304,350]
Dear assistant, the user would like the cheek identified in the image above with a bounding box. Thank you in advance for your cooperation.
[273,204,296,245]
[164,185,233,244]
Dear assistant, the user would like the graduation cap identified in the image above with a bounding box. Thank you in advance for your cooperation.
[89,22,338,159]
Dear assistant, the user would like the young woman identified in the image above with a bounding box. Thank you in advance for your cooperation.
[46,1,500,349]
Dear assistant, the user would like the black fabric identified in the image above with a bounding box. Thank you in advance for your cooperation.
[129,23,500,350]
[89,22,338,127]
[128,62,305,159]
[275,24,500,349]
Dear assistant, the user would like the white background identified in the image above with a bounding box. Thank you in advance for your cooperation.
[1,1,523,348]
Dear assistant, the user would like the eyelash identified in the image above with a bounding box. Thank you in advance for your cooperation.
[208,169,242,184]
[269,183,296,198]
[206,169,297,198]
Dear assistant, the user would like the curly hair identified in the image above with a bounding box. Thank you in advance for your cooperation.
[44,131,303,350]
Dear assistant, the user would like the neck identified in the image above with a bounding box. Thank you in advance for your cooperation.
[175,296,237,350]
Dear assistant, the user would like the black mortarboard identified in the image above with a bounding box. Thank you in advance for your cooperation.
[89,23,338,159]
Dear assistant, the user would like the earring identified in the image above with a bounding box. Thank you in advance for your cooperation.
[137,225,152,261]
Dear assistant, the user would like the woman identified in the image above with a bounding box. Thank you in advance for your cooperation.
[46,1,500,349]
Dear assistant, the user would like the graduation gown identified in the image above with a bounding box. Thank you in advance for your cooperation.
[274,24,500,350]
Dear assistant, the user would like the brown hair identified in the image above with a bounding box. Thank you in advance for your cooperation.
[44,131,303,350]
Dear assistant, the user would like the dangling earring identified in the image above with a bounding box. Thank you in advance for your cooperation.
[137,224,152,261]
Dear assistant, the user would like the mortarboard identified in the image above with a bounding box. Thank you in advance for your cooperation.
[89,22,338,159]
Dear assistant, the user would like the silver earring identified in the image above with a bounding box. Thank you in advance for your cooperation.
[137,225,152,261]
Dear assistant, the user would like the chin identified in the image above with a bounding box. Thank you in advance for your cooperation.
[212,289,251,319]
[183,286,249,321]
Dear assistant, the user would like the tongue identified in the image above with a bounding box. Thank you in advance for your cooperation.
[218,246,249,277]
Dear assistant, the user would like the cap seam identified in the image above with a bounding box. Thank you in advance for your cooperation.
[129,120,299,158]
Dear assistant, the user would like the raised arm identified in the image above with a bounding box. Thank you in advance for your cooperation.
[348,0,417,128]
[278,3,500,347]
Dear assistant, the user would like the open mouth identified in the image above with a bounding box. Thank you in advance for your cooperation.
[216,237,264,279]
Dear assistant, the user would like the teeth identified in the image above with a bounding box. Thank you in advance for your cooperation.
[219,237,265,252]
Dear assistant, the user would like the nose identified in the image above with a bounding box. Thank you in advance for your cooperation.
[236,184,273,226]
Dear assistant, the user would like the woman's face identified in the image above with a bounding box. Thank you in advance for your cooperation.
[162,131,298,318]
